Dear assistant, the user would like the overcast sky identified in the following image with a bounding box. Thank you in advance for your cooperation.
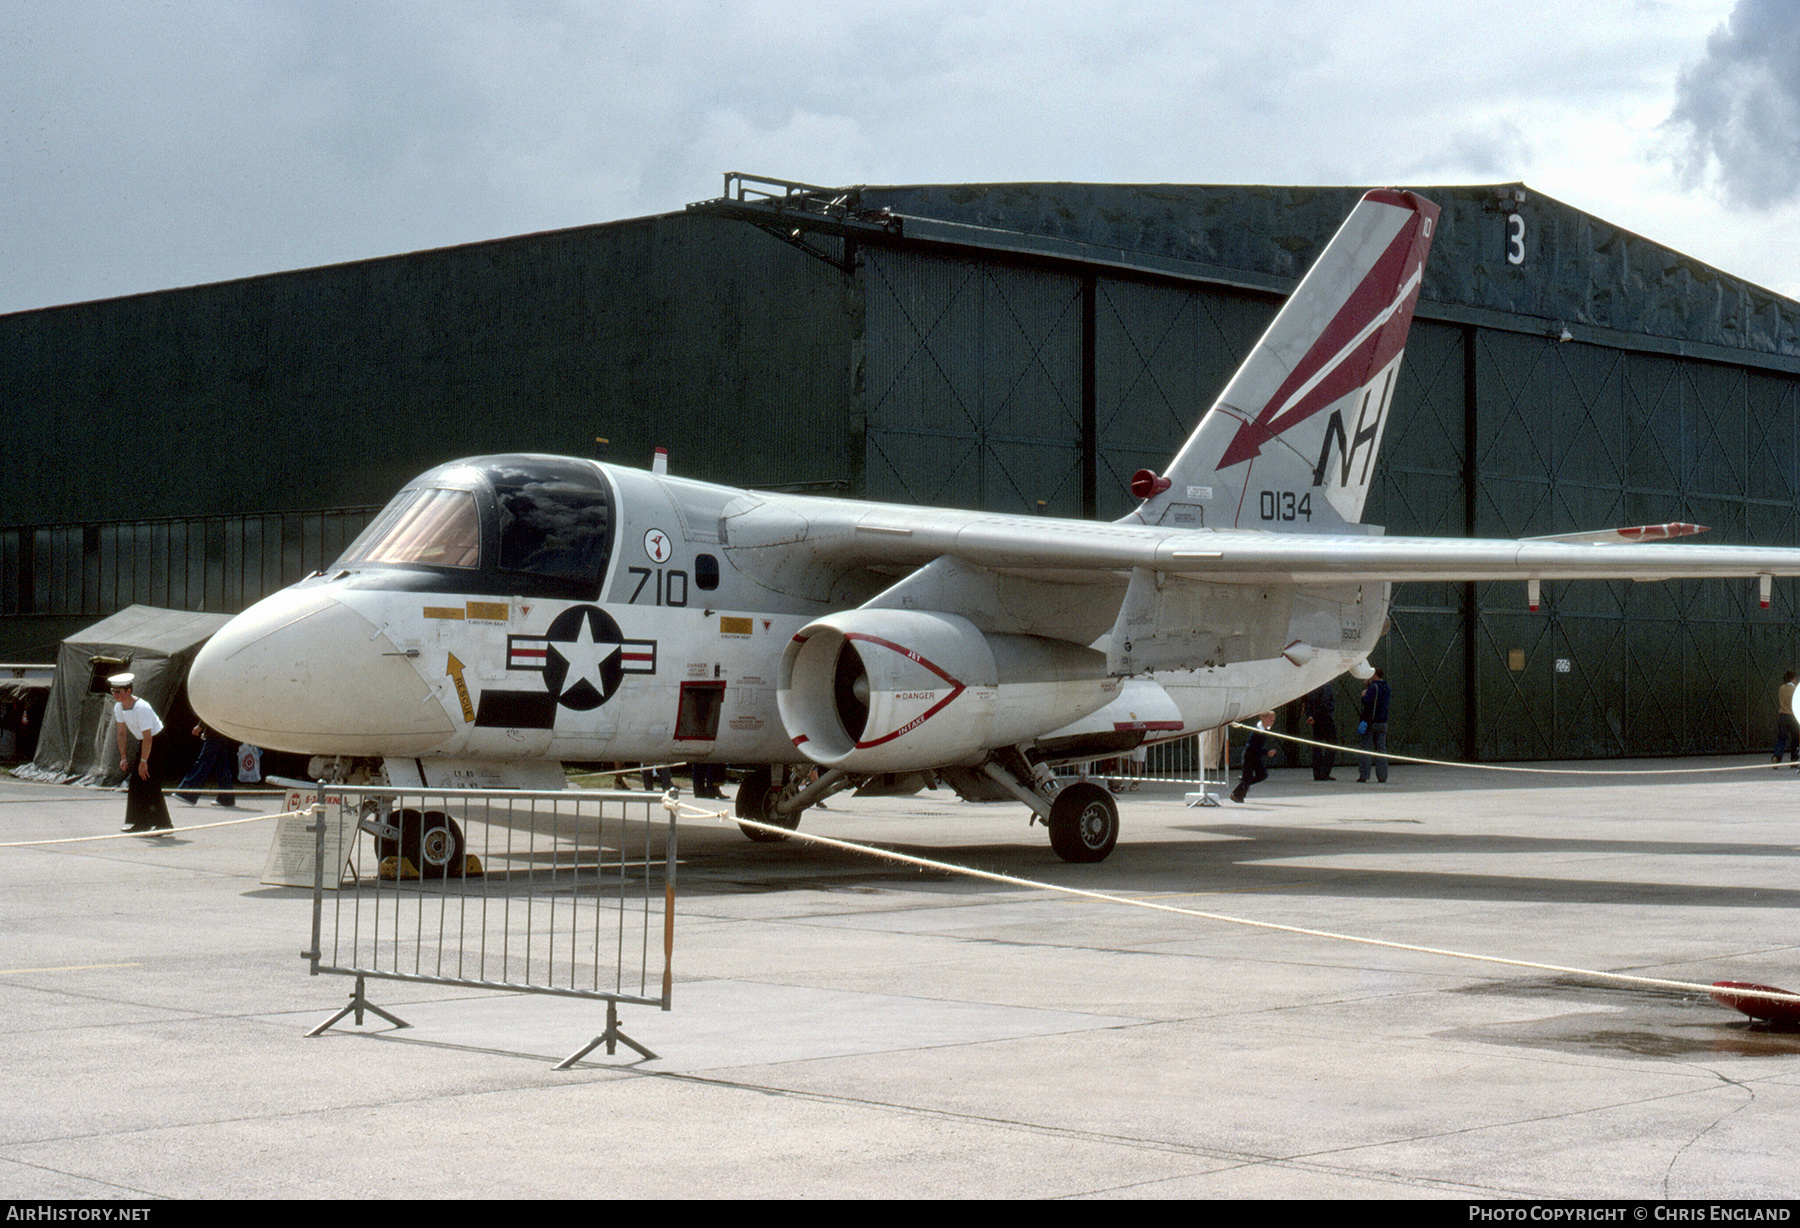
[4,0,1799,316]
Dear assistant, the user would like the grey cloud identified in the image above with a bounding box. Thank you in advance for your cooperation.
[1399,124,1532,183]
[1668,0,1800,208]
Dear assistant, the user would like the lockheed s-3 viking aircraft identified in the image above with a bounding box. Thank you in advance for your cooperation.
[186,190,1800,864]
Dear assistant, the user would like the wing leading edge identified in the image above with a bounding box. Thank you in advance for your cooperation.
[1104,531,1800,585]
[731,496,1800,585]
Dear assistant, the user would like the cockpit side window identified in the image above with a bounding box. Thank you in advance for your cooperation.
[495,479,612,588]
[340,488,481,569]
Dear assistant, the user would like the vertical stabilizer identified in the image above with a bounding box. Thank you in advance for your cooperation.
[1127,189,1438,532]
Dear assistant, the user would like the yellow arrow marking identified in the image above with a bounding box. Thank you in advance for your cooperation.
[447,653,475,723]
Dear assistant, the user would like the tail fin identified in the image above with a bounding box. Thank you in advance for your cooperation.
[1128,189,1438,532]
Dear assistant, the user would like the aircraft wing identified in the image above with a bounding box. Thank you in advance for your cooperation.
[1065,531,1800,585]
[733,498,1800,586]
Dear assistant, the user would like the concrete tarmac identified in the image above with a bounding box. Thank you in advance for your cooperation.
[3,757,1798,1200]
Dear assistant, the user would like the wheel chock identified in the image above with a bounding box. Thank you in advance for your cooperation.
[378,853,482,879]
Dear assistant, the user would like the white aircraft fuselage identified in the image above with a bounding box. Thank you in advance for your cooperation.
[190,456,1380,774]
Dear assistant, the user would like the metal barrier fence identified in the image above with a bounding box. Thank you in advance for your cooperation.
[1051,733,1230,802]
[300,783,676,1066]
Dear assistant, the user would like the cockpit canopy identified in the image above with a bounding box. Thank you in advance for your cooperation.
[337,455,616,600]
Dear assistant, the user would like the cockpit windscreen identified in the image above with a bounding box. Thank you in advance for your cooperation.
[341,487,481,568]
[331,456,616,599]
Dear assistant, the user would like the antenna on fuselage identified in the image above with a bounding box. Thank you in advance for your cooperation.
[652,446,668,475]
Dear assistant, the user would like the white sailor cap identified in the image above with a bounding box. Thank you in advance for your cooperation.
[107,672,135,690]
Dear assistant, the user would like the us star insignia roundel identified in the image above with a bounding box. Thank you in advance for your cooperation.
[541,605,625,711]
[473,605,658,728]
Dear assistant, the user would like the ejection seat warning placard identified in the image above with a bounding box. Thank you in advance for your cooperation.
[261,790,356,888]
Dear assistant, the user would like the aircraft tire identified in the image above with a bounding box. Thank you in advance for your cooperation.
[1048,782,1118,863]
[388,808,465,877]
[734,766,801,843]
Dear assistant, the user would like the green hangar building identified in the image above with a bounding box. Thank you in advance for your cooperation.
[5,174,1800,763]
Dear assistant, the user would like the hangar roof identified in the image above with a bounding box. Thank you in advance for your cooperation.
[11,176,1799,378]
[714,179,1800,375]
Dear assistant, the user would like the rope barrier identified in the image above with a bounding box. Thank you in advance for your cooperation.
[671,798,1800,1015]
[0,807,301,846]
[1223,723,1794,777]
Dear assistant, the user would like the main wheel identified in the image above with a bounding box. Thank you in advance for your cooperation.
[735,765,801,843]
[1047,781,1119,863]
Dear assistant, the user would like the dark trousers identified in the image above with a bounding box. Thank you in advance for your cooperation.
[1775,714,1800,761]
[124,742,173,829]
[1359,722,1389,782]
[177,735,236,804]
[1311,715,1338,779]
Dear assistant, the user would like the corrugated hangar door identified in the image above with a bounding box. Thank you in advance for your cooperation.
[860,253,1296,519]
[1469,334,1799,759]
[1611,352,1800,757]
[860,248,1085,515]
[1090,277,1269,519]
[1471,331,1633,761]
[1365,319,1472,764]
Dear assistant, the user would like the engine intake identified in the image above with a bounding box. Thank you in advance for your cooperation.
[778,609,1116,772]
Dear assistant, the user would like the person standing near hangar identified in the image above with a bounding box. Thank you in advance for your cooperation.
[1357,668,1392,784]
[111,673,174,834]
[1774,670,1799,767]
[175,720,237,807]
[1304,683,1338,781]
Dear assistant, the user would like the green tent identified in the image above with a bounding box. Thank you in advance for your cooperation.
[14,605,231,787]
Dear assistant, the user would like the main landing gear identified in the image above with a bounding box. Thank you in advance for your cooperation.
[1045,781,1120,863]
[973,753,1122,863]
[729,755,1123,864]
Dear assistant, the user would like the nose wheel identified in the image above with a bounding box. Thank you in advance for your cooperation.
[1047,782,1119,863]
[370,806,468,877]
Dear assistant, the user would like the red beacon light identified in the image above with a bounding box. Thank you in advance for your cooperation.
[1130,469,1172,500]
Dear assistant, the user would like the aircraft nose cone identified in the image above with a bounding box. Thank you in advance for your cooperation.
[189,588,455,756]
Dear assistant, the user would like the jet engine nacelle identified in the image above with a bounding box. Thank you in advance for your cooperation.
[778,609,1117,772]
